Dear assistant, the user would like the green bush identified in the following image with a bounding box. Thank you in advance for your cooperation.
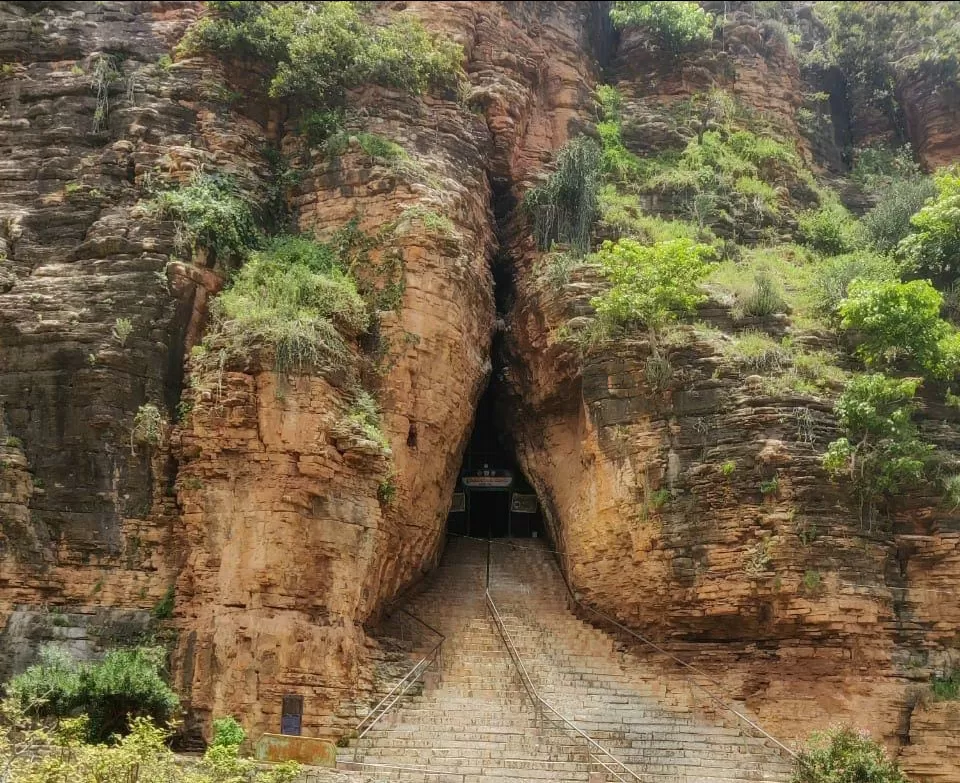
[861,176,936,255]
[739,270,787,318]
[809,251,900,319]
[822,374,932,513]
[793,726,908,783]
[182,2,461,113]
[8,646,179,743]
[211,716,247,748]
[798,202,859,256]
[597,185,706,244]
[609,2,714,54]
[899,166,960,286]
[205,234,368,376]
[838,278,960,379]
[345,390,390,450]
[0,709,300,783]
[148,174,260,264]
[525,137,602,257]
[850,145,923,193]
[590,237,715,334]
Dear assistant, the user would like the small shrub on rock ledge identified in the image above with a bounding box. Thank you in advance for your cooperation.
[792,726,908,783]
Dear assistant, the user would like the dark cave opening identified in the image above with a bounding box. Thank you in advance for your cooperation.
[445,177,544,540]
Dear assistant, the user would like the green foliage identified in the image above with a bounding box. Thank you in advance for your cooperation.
[839,279,960,380]
[299,108,344,148]
[823,374,932,515]
[899,166,960,286]
[590,238,715,334]
[943,474,960,510]
[346,390,390,450]
[798,202,860,256]
[793,725,908,783]
[814,2,960,109]
[148,174,260,264]
[802,570,823,593]
[0,707,300,782]
[112,317,133,345]
[204,234,368,377]
[861,177,935,255]
[808,251,900,320]
[931,670,960,701]
[649,488,670,509]
[719,460,736,477]
[724,330,792,373]
[211,716,246,748]
[609,2,714,54]
[181,2,461,115]
[535,251,580,289]
[397,206,455,237]
[131,403,165,452]
[597,185,706,244]
[525,137,602,257]
[152,585,175,621]
[8,646,179,743]
[851,145,923,192]
[759,475,780,496]
[738,270,787,318]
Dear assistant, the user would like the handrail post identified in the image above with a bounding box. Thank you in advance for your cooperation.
[486,538,491,588]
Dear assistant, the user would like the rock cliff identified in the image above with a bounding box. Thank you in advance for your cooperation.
[1,1,959,780]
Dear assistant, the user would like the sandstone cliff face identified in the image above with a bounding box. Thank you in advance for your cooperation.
[0,0,605,742]
[498,14,960,780]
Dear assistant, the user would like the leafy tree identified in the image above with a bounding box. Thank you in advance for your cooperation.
[590,237,715,337]
[793,726,908,783]
[609,2,714,54]
[524,137,602,257]
[8,646,179,743]
[838,278,960,379]
[822,374,932,522]
[899,166,960,287]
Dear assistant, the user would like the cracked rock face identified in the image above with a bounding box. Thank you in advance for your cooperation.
[1,2,960,776]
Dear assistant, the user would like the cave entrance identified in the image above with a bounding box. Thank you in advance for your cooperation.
[446,374,543,540]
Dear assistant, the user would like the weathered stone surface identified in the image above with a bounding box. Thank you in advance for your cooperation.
[1,3,960,779]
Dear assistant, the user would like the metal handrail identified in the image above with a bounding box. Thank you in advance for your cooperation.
[484,587,645,782]
[351,607,445,751]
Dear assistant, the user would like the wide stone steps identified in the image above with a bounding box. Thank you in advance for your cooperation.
[338,536,794,782]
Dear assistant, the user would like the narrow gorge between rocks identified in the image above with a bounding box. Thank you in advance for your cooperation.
[1,2,960,782]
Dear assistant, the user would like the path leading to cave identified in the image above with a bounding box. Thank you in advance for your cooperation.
[335,537,795,783]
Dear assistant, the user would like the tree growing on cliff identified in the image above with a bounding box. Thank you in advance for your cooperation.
[590,237,715,343]
[822,373,932,525]
[838,278,960,380]
[609,2,715,54]
[899,166,960,288]
[793,726,908,783]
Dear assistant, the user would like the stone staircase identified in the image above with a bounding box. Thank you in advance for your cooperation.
[338,536,796,783]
